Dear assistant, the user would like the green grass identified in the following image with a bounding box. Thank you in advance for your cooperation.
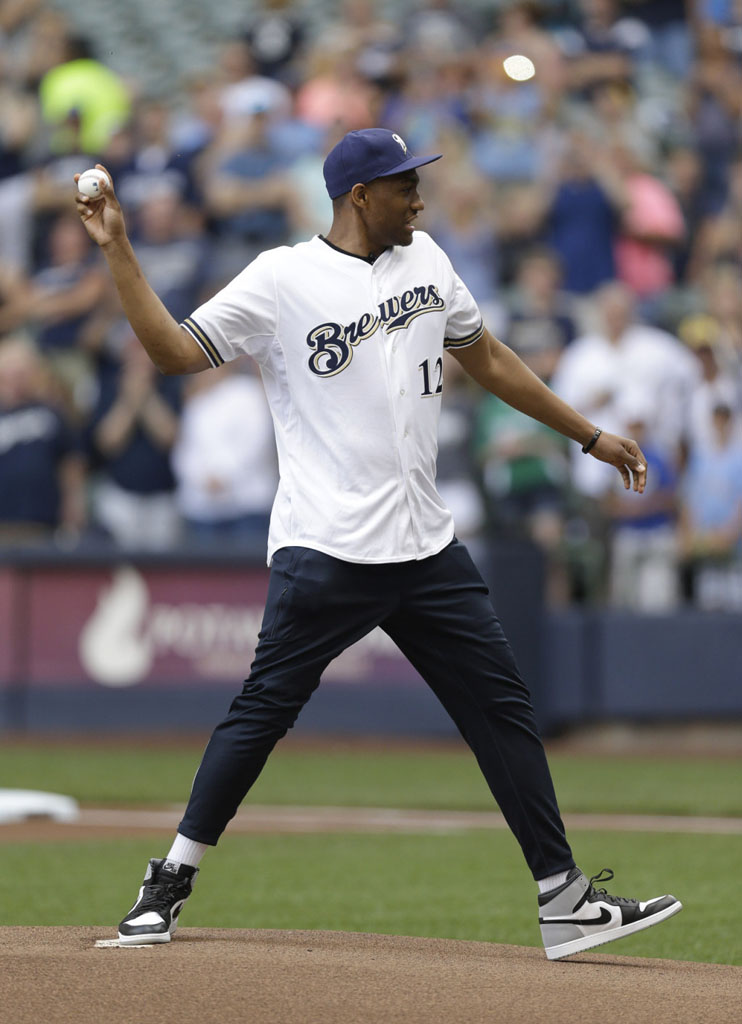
[1,831,739,965]
[1,742,740,817]
[1,742,740,965]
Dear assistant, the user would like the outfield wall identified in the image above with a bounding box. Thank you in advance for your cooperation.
[0,546,739,735]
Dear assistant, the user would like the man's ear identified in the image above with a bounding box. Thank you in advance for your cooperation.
[350,182,369,208]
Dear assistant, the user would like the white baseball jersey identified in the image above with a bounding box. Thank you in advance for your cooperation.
[181,231,483,564]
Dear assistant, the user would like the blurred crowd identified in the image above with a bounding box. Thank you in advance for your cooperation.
[0,0,741,611]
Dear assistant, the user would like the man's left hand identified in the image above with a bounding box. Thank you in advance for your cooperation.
[590,432,647,492]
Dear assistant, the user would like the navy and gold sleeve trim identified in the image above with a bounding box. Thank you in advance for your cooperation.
[443,320,485,350]
[181,316,225,367]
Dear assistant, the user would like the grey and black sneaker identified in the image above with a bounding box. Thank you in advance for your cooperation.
[539,867,682,961]
[118,858,198,946]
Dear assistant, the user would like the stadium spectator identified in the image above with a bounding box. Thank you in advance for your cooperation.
[435,355,486,561]
[332,0,398,55]
[0,173,33,271]
[401,0,479,57]
[171,360,278,550]
[678,400,742,608]
[201,107,302,281]
[679,313,742,454]
[686,21,742,213]
[104,97,202,220]
[0,57,39,180]
[542,132,626,295]
[624,0,694,80]
[467,41,552,184]
[610,139,685,306]
[427,166,502,328]
[551,281,697,498]
[281,124,338,243]
[0,211,105,415]
[37,34,131,156]
[664,143,707,286]
[0,263,23,329]
[557,0,647,98]
[295,40,378,131]
[8,5,69,89]
[567,78,658,168]
[474,346,571,604]
[1,138,100,277]
[129,186,211,325]
[0,336,86,544]
[698,262,742,376]
[692,155,742,275]
[87,333,181,549]
[345,9,401,102]
[489,0,568,112]
[170,72,225,160]
[74,274,133,373]
[241,0,306,84]
[603,392,680,611]
[504,247,577,381]
[380,59,471,155]
[217,38,293,126]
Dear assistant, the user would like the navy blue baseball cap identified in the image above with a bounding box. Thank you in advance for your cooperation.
[323,129,442,200]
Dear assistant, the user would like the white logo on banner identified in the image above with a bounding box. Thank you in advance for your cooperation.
[79,567,403,687]
[79,567,266,686]
[79,568,153,686]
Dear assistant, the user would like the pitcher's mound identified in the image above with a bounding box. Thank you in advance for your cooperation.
[1,927,740,1024]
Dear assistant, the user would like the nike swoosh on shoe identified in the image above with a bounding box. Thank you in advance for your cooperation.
[539,907,613,926]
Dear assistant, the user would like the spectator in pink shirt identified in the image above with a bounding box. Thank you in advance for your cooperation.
[612,142,685,301]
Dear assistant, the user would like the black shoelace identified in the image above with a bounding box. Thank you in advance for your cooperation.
[588,868,637,907]
[137,879,186,913]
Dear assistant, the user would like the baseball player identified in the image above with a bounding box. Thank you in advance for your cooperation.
[75,129,682,960]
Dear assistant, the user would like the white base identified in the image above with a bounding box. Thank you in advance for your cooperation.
[0,789,79,824]
[95,939,157,949]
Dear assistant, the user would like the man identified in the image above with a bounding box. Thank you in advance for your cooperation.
[75,129,682,960]
[0,337,87,544]
[551,281,697,501]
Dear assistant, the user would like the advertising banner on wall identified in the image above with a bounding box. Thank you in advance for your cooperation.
[0,569,15,685]
[15,564,421,692]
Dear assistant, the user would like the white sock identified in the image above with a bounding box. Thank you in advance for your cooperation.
[165,834,208,870]
[537,870,570,894]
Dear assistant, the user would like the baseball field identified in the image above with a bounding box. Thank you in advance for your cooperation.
[1,734,741,1023]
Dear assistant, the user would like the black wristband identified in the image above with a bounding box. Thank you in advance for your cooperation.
[581,428,602,454]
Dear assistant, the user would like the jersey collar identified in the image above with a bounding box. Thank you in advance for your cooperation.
[318,234,389,265]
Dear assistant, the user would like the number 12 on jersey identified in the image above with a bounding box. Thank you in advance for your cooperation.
[419,357,443,397]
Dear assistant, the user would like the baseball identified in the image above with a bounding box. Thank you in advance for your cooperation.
[503,54,536,81]
[77,168,110,199]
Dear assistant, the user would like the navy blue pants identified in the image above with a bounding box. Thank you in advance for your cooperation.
[179,539,575,879]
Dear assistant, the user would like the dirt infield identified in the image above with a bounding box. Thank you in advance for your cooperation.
[2,926,740,1024]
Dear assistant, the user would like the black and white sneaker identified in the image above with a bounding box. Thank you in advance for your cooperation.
[118,858,198,946]
[539,867,682,960]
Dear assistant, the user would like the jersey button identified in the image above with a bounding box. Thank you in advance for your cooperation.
[400,388,406,395]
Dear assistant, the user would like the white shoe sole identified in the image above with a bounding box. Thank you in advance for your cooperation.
[544,899,683,960]
[118,919,179,946]
[118,930,172,946]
